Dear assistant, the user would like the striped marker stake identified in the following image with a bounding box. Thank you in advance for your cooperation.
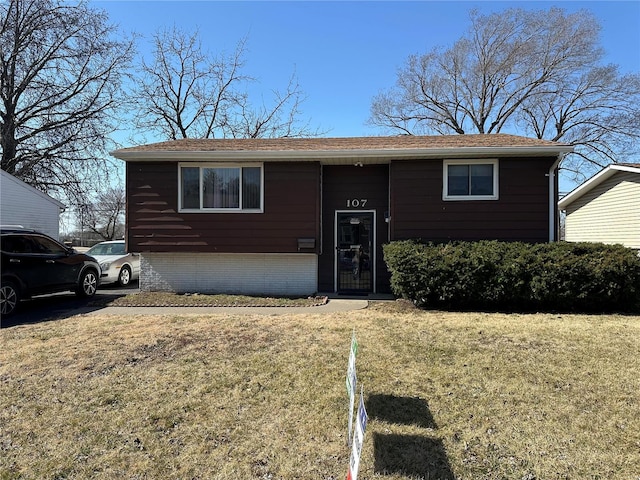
[346,330,358,446]
[347,387,368,480]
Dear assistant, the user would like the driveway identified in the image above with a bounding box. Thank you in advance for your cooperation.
[0,282,139,328]
[1,283,374,328]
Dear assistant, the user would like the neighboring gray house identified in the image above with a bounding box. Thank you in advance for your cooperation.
[558,163,640,249]
[0,170,65,240]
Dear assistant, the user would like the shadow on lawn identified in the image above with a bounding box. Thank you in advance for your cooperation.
[373,433,455,479]
[367,394,437,429]
[367,394,455,479]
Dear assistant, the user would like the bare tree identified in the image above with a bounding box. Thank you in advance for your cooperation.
[518,65,640,180]
[131,26,321,140]
[0,0,134,202]
[370,7,640,182]
[83,187,126,241]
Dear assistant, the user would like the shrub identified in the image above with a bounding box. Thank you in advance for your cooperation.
[383,240,640,313]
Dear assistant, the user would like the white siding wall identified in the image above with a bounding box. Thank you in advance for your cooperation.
[140,252,318,296]
[565,172,640,249]
[1,171,63,239]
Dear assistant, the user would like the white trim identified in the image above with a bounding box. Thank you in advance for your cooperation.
[558,163,640,210]
[114,145,574,163]
[442,159,499,201]
[178,162,264,213]
[548,154,563,242]
[334,210,376,293]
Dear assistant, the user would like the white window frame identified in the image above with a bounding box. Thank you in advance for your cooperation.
[442,158,499,201]
[178,163,264,213]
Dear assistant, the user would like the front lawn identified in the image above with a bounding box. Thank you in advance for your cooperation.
[1,304,638,479]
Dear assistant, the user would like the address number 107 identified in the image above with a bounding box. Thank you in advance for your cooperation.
[346,199,368,207]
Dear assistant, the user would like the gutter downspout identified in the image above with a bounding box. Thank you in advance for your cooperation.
[548,154,564,242]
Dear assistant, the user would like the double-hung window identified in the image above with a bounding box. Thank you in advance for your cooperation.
[179,164,263,212]
[443,159,499,200]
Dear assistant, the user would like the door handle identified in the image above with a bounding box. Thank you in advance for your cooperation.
[46,260,55,263]
[10,258,20,263]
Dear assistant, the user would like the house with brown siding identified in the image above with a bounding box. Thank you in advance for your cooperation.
[558,163,640,249]
[111,134,572,296]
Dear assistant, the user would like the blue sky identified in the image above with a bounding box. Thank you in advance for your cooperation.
[97,0,640,140]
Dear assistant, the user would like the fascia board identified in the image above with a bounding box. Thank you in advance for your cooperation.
[612,164,640,175]
[558,164,640,209]
[112,145,574,162]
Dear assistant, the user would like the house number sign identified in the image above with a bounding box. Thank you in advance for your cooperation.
[346,199,368,207]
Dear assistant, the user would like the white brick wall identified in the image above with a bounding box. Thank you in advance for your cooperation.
[140,252,318,296]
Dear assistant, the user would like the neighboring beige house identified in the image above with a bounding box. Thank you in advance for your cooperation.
[558,163,640,249]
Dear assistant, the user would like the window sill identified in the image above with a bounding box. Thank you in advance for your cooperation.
[442,195,499,201]
[179,209,264,213]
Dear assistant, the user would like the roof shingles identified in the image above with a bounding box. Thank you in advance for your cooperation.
[113,133,569,154]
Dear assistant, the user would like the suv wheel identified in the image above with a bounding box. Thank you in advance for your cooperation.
[76,269,98,298]
[1,281,20,316]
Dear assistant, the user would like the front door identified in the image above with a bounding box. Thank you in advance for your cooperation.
[336,212,374,293]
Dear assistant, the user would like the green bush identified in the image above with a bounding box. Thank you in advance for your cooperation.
[383,240,640,313]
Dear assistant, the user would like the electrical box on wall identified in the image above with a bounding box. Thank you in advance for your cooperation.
[297,238,316,250]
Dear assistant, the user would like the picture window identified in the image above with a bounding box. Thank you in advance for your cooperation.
[179,164,263,212]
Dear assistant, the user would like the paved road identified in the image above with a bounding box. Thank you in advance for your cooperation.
[0,282,140,328]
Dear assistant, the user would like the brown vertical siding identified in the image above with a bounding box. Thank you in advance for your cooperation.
[126,161,320,253]
[390,157,556,243]
[318,164,390,292]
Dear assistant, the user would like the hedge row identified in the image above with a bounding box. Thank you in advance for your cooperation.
[383,240,640,313]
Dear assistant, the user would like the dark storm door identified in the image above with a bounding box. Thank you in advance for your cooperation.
[336,211,374,293]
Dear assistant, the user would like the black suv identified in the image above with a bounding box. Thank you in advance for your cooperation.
[0,227,101,316]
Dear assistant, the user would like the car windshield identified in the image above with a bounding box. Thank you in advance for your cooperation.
[87,243,126,256]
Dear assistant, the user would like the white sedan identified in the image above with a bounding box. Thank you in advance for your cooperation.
[86,240,140,287]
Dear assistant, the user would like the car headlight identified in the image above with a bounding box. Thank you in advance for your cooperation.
[100,261,112,271]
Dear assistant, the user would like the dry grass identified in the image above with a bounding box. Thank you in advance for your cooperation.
[100,292,328,307]
[1,304,639,479]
